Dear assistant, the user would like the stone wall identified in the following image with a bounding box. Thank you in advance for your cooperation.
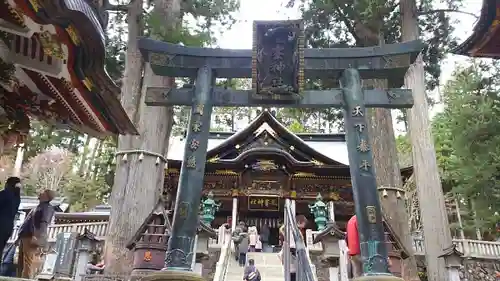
[460,259,500,281]
[311,255,338,281]
[198,252,221,281]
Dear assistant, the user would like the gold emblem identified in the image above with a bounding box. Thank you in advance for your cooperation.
[144,251,152,262]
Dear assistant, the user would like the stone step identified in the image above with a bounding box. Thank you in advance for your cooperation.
[246,252,282,265]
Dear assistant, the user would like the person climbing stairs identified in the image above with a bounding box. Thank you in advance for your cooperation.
[224,252,284,281]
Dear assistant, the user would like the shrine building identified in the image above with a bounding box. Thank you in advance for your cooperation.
[453,0,500,58]
[0,0,136,149]
[164,110,412,247]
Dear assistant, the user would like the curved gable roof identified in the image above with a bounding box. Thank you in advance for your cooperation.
[206,111,348,167]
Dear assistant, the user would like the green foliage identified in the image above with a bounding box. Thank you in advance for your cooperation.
[431,60,500,235]
[23,121,84,159]
[287,120,306,133]
[147,13,211,46]
[63,174,108,212]
[0,32,15,84]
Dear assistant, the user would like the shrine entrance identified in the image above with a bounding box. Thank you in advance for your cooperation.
[140,19,422,277]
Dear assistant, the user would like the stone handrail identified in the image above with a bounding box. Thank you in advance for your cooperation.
[307,230,500,260]
[212,235,232,281]
[413,237,500,259]
[7,222,500,260]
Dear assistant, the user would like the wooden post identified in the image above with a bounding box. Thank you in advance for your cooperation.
[165,65,214,270]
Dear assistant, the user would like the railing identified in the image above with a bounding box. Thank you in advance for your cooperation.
[284,199,317,281]
[8,222,108,243]
[212,234,232,281]
[413,237,500,259]
[7,220,500,261]
[306,230,500,260]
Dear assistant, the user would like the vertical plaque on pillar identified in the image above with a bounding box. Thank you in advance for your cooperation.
[54,232,79,277]
[252,20,304,102]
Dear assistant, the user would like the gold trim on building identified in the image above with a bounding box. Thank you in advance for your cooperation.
[215,169,238,175]
[82,77,93,91]
[65,25,81,46]
[29,0,41,12]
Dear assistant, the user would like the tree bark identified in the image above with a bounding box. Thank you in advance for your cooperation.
[103,0,179,274]
[366,80,420,281]
[401,0,453,277]
[78,135,91,175]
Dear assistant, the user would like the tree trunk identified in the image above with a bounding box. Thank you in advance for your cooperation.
[401,0,453,277]
[89,139,104,180]
[366,80,420,281]
[78,135,91,175]
[103,0,180,274]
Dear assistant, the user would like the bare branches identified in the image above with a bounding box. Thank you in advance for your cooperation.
[418,9,478,19]
[102,0,131,12]
[23,148,73,194]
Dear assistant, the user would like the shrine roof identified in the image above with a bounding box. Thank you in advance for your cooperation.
[167,111,350,166]
[0,0,137,143]
[452,0,500,58]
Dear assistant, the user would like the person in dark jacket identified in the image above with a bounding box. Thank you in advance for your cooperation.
[243,259,261,281]
[0,177,22,263]
[17,189,56,279]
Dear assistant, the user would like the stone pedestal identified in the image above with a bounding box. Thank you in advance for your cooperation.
[141,270,204,281]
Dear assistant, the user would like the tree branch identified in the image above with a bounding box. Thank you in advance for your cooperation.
[102,0,131,12]
[333,4,362,45]
[418,9,478,19]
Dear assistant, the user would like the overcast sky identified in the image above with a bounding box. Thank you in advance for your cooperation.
[216,0,483,86]
[212,0,484,132]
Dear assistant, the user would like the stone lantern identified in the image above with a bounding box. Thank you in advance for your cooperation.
[438,244,463,281]
[201,191,221,226]
[309,193,328,230]
[74,229,101,281]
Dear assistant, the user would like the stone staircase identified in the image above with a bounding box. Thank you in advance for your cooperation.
[224,252,285,281]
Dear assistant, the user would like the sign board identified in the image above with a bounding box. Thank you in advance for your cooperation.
[54,232,78,277]
[248,196,280,211]
[252,20,304,101]
[40,250,58,275]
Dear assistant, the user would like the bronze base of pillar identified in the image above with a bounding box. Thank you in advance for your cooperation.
[354,275,404,281]
[141,270,203,281]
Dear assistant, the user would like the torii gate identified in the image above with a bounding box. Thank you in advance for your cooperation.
[138,19,422,281]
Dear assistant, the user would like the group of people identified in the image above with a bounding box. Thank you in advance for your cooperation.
[234,215,308,281]
[0,177,57,279]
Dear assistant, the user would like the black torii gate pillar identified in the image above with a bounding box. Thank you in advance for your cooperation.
[137,20,423,281]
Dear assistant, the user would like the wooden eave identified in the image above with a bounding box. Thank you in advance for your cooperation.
[438,244,463,258]
[5,0,137,135]
[313,221,347,243]
[77,228,100,242]
[54,212,110,223]
[452,0,500,58]
[382,214,410,259]
[126,201,171,250]
[197,220,218,238]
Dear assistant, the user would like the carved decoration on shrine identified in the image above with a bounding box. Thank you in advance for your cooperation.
[38,31,65,59]
[251,160,278,171]
[250,180,281,191]
[203,181,225,190]
[252,20,304,100]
